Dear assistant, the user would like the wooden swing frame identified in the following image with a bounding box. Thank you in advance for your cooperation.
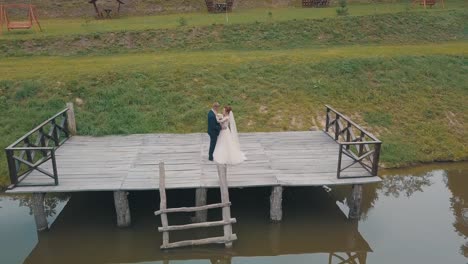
[412,0,445,9]
[0,4,42,35]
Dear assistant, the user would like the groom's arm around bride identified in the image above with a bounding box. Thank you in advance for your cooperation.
[207,102,221,161]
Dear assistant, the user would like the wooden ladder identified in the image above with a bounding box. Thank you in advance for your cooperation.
[155,162,237,249]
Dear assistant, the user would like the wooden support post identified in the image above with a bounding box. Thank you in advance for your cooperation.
[348,184,363,219]
[217,164,233,248]
[113,190,131,227]
[31,193,48,231]
[194,188,208,222]
[371,143,381,176]
[270,186,283,221]
[159,162,170,248]
[66,102,77,136]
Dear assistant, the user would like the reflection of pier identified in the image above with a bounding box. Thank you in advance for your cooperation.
[24,190,372,264]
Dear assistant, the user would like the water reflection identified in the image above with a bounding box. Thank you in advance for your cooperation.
[444,165,468,258]
[22,188,372,264]
[13,194,68,218]
[0,194,68,264]
[0,162,466,263]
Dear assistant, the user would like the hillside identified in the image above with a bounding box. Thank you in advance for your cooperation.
[3,0,298,18]
[0,4,467,189]
[1,12,465,57]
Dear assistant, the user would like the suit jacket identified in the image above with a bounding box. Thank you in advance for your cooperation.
[207,110,221,136]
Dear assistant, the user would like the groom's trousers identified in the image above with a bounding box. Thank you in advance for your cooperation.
[208,133,218,160]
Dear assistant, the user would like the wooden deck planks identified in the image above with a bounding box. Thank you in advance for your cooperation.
[6,131,381,194]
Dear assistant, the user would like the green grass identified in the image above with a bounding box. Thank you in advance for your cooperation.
[1,2,464,40]
[0,42,466,80]
[0,51,466,187]
[0,6,467,189]
[1,11,465,57]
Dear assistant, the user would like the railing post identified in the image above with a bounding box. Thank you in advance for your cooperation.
[38,127,47,156]
[24,138,33,162]
[50,148,59,185]
[335,114,340,141]
[66,102,77,136]
[5,149,18,186]
[358,131,365,156]
[371,143,381,176]
[50,119,59,146]
[346,122,351,150]
[337,144,343,179]
[325,107,330,132]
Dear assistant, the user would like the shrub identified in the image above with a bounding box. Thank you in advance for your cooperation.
[15,81,40,100]
[177,17,188,27]
[336,0,349,16]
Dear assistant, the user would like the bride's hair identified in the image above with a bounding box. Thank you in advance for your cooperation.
[224,106,232,114]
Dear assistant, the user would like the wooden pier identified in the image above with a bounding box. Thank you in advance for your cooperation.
[5,104,382,235]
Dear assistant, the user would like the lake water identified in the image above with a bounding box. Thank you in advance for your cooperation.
[0,163,466,264]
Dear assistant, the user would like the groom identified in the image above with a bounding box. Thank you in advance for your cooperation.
[207,102,221,161]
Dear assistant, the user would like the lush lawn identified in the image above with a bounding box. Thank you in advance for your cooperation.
[1,11,465,57]
[0,2,462,40]
[0,42,466,80]
[0,47,467,188]
[0,5,467,189]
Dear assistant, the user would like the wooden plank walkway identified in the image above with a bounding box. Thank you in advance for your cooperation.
[6,131,380,194]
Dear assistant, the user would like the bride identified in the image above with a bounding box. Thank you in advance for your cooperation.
[213,106,246,165]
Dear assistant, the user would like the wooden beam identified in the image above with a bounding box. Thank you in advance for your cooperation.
[31,193,48,231]
[159,162,170,248]
[113,190,131,227]
[161,234,238,249]
[193,188,207,222]
[66,102,77,136]
[155,202,230,216]
[347,184,362,219]
[217,164,234,248]
[270,186,283,221]
[158,218,236,232]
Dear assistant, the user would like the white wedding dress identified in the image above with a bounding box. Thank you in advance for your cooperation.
[213,112,246,165]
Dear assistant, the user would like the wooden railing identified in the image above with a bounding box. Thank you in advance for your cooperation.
[5,103,76,188]
[324,105,382,179]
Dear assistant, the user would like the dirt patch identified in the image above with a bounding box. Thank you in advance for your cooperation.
[446,111,464,137]
[289,116,304,129]
[75,97,84,106]
[309,117,319,131]
[271,110,284,126]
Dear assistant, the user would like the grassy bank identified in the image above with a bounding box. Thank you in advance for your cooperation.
[1,11,465,57]
[1,42,466,80]
[0,51,467,187]
[0,3,462,40]
[0,7,466,189]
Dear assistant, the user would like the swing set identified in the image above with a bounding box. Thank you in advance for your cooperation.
[0,3,41,35]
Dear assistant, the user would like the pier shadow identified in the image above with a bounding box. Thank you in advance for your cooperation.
[24,187,373,264]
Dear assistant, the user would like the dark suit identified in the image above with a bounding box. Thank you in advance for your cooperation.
[207,110,221,160]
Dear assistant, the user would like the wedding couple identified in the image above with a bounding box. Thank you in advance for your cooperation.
[207,102,246,165]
